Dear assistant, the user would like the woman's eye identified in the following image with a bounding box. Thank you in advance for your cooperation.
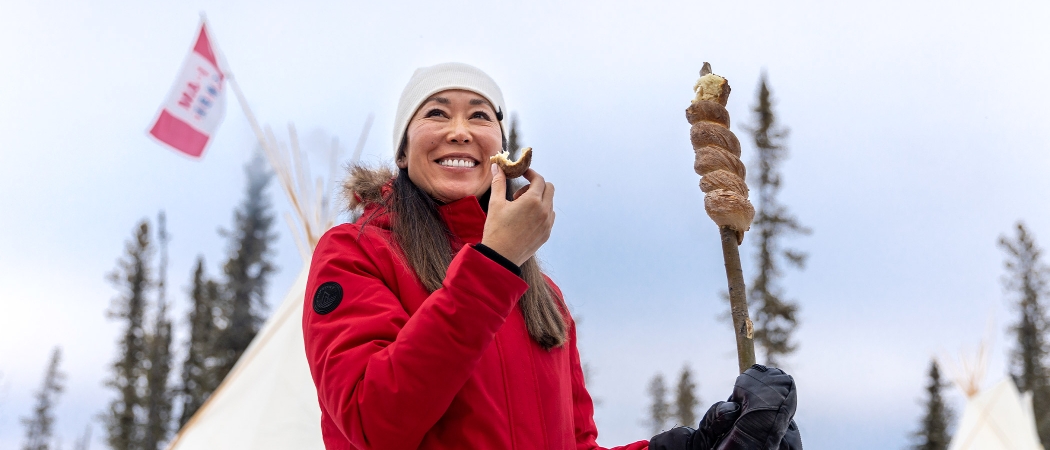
[425,109,447,118]
[471,111,491,120]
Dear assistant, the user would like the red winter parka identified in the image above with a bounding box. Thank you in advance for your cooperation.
[302,179,649,450]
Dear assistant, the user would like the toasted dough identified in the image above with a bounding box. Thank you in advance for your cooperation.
[690,122,742,157]
[694,146,746,179]
[687,66,753,240]
[685,100,731,127]
[490,147,533,178]
[704,189,755,243]
[699,169,749,197]
[693,73,731,107]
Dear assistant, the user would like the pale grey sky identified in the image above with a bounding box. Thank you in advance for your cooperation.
[2,1,1049,448]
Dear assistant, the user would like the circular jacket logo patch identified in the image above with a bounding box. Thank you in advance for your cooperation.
[312,282,343,315]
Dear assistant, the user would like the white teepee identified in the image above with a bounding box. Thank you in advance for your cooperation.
[166,117,371,449]
[948,378,1044,450]
[166,268,322,449]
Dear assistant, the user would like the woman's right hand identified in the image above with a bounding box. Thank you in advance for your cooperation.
[481,164,555,267]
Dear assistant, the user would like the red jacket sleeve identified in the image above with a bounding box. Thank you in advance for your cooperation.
[303,225,529,449]
[566,306,650,450]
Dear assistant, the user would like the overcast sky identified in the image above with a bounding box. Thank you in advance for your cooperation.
[2,1,1049,448]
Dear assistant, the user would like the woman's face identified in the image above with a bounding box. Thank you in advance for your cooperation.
[399,89,503,203]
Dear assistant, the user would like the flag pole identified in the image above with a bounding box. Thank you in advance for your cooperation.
[199,12,275,157]
[225,72,315,253]
[203,13,369,255]
[200,11,287,179]
[226,74,271,159]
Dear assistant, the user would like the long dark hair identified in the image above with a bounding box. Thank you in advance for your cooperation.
[378,166,567,349]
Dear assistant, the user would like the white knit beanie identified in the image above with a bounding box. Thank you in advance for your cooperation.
[392,62,506,159]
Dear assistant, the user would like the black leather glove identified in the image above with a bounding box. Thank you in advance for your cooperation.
[648,365,801,450]
[693,401,744,449]
[714,365,800,450]
[648,401,741,450]
[779,420,802,450]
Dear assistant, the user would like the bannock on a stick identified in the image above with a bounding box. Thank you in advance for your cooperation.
[490,146,533,178]
[688,62,757,374]
[688,64,754,242]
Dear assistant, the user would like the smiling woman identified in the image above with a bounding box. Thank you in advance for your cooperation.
[299,62,798,450]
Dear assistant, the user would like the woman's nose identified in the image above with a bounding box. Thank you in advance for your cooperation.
[446,117,471,144]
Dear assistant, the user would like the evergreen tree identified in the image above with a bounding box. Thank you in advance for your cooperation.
[178,257,220,427]
[143,304,173,450]
[507,113,521,156]
[746,73,810,367]
[1000,222,1050,446]
[910,360,952,450]
[646,373,671,435]
[143,212,173,450]
[214,153,278,382]
[673,365,699,427]
[105,220,153,450]
[21,347,64,450]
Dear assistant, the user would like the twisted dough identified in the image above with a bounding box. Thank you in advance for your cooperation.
[687,71,754,243]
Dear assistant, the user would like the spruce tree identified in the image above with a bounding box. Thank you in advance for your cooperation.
[21,347,64,450]
[746,73,810,367]
[143,305,172,450]
[507,113,521,156]
[105,220,153,450]
[143,212,173,450]
[673,365,699,427]
[178,257,220,427]
[504,114,526,197]
[911,360,952,450]
[646,373,671,435]
[214,153,278,382]
[1000,222,1050,446]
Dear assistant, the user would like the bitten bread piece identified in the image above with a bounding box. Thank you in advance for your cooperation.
[490,147,533,178]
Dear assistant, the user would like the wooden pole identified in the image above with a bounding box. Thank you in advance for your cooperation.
[720,226,756,373]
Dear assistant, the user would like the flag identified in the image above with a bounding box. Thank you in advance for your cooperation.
[148,20,227,158]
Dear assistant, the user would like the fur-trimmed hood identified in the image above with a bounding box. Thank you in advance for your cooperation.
[342,164,397,210]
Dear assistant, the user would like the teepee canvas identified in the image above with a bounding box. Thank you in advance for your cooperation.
[949,378,1044,450]
[166,268,323,449]
[167,120,367,449]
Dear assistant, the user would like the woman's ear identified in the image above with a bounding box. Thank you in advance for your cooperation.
[395,138,409,169]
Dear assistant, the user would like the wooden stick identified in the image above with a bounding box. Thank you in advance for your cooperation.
[720,226,756,373]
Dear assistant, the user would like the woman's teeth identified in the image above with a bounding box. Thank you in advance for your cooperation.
[438,159,477,168]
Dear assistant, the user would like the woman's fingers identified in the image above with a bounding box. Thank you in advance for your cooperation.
[520,169,546,198]
[489,163,507,202]
[520,168,540,183]
[480,167,557,266]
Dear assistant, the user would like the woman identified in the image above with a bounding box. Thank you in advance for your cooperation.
[302,62,800,450]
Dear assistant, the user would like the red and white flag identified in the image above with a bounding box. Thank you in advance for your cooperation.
[148,20,227,158]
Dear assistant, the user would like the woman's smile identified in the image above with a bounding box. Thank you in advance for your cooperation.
[435,154,481,169]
